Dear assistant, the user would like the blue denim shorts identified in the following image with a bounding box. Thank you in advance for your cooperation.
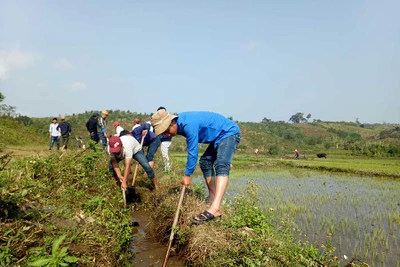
[199,133,241,178]
[145,136,161,162]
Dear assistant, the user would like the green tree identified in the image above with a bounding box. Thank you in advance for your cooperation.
[289,112,307,124]
[16,115,33,126]
[0,92,16,117]
[261,117,271,123]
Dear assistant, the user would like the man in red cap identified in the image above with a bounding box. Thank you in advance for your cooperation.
[113,121,124,136]
[132,118,140,131]
[108,130,157,190]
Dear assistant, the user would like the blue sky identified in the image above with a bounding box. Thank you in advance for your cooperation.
[1,0,399,123]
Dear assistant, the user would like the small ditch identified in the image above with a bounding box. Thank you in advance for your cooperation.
[130,209,185,267]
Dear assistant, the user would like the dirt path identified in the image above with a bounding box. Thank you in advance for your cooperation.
[3,148,52,157]
[130,210,185,267]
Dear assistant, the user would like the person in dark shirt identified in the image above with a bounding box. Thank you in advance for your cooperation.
[86,113,100,143]
[57,116,72,150]
[131,122,161,169]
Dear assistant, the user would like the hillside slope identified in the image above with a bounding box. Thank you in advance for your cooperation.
[0,117,48,151]
[23,111,400,157]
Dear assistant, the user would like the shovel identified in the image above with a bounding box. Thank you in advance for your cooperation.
[122,189,127,208]
[162,185,186,267]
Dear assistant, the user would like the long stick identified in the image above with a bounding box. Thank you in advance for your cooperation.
[132,135,146,186]
[162,186,186,267]
[122,189,127,208]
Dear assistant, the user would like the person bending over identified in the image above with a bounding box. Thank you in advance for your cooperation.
[151,110,240,224]
[108,130,157,190]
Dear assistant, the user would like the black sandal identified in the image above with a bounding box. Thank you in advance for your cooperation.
[191,210,215,225]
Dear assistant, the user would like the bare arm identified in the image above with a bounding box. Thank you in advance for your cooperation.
[111,157,124,181]
[121,158,133,190]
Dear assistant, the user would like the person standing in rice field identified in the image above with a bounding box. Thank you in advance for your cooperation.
[295,149,300,159]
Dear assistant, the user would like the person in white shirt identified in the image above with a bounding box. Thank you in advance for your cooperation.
[49,117,60,150]
[131,118,140,131]
[113,121,124,136]
[108,130,157,190]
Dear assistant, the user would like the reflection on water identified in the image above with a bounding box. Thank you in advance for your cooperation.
[197,171,400,267]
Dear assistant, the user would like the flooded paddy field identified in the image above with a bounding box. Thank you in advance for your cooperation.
[224,171,400,267]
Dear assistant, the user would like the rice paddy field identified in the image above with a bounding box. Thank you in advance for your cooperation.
[187,154,400,267]
[220,170,400,267]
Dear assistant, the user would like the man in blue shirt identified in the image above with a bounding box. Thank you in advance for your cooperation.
[131,121,161,169]
[151,110,241,224]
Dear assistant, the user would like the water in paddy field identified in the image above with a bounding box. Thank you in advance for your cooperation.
[222,171,400,267]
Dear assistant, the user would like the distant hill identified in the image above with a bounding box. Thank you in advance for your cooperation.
[0,117,48,151]
[2,111,400,157]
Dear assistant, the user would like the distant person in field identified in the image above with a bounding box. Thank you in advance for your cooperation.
[58,116,71,151]
[151,110,241,225]
[131,118,161,169]
[86,113,100,143]
[255,148,259,156]
[49,117,60,150]
[157,106,173,172]
[97,110,109,150]
[295,149,300,159]
[113,121,124,136]
[108,130,158,190]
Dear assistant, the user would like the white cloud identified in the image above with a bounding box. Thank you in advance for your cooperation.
[246,41,261,52]
[54,58,73,71]
[69,82,87,92]
[0,49,40,80]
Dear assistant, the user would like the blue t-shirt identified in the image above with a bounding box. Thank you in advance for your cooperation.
[176,111,240,176]
[131,123,155,146]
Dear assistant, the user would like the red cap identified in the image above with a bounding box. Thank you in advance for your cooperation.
[108,136,122,153]
[134,118,140,123]
[113,121,120,127]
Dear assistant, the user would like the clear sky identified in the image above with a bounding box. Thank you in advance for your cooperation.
[1,0,399,123]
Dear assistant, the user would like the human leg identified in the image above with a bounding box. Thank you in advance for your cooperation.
[133,151,157,189]
[55,137,60,150]
[199,143,216,203]
[145,137,161,168]
[160,141,171,172]
[98,133,107,150]
[200,134,240,219]
[49,137,55,150]
[63,135,69,150]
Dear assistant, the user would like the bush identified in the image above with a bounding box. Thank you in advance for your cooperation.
[268,144,281,155]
